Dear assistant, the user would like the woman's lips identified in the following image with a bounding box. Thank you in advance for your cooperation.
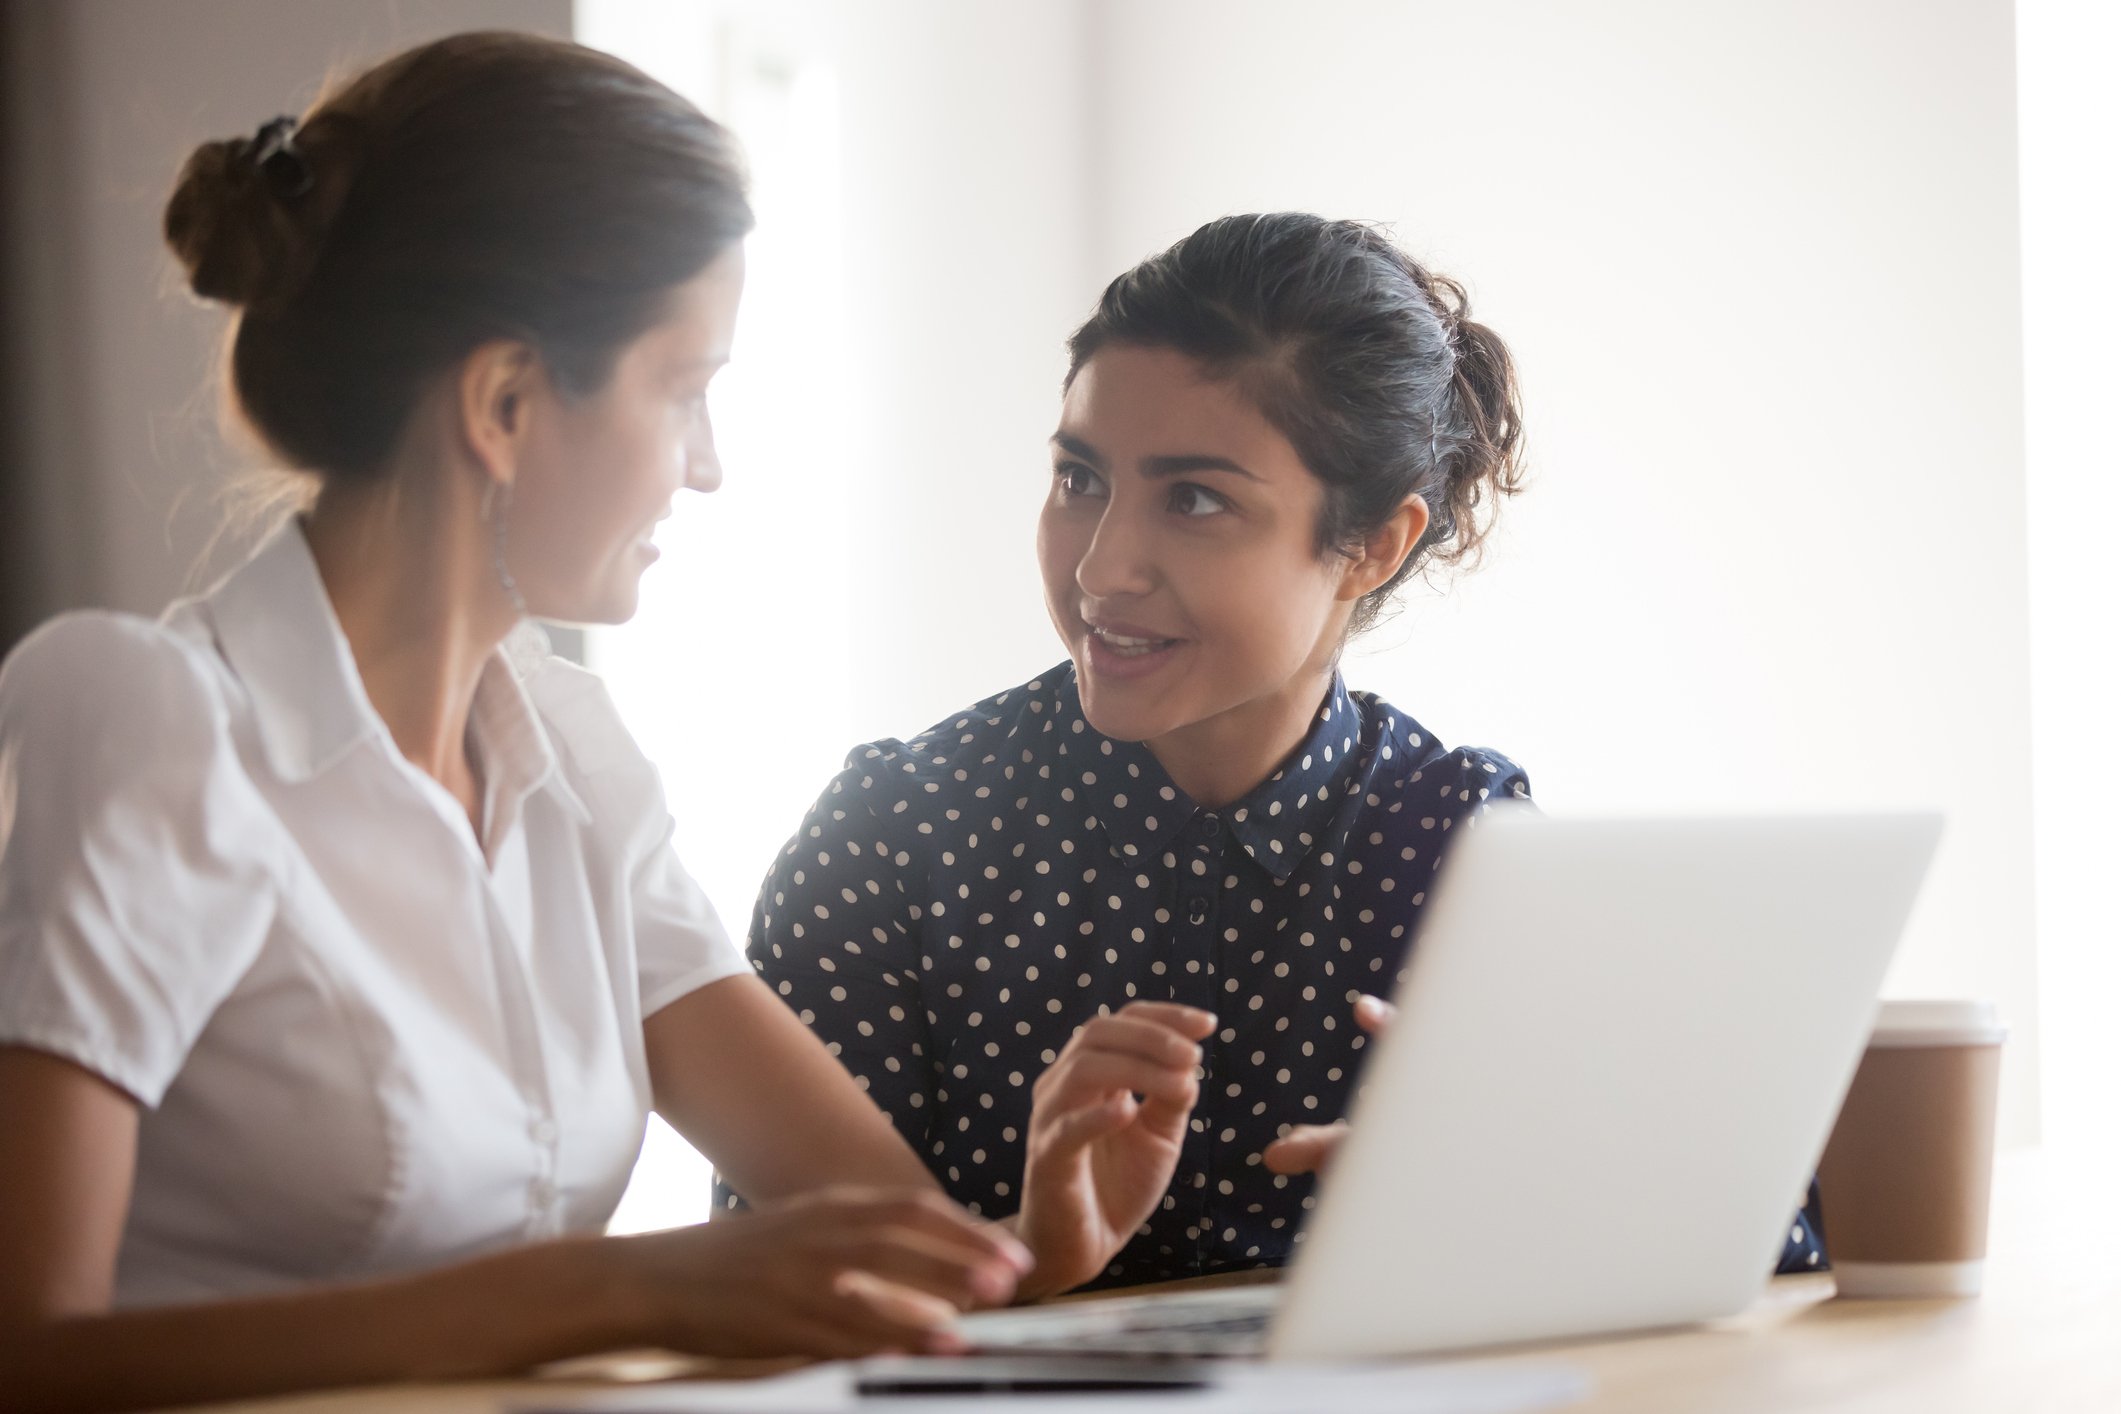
[1084,622,1185,680]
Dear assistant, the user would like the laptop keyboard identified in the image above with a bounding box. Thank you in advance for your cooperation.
[959,1286,1279,1358]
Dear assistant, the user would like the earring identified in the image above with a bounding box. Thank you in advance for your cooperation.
[485,482,528,618]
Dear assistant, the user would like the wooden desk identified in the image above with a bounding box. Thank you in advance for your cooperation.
[193,1146,2121,1413]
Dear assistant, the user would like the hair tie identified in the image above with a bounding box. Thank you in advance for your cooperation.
[244,115,314,199]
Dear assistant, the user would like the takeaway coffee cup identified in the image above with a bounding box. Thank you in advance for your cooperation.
[1817,1000,2007,1298]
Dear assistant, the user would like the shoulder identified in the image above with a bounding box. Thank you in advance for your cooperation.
[889,666,1074,773]
[518,648,640,778]
[502,625,667,791]
[777,668,1071,853]
[0,610,231,749]
[1434,741,1533,805]
[508,639,677,844]
[1350,688,1533,808]
[0,610,281,888]
[840,666,1074,797]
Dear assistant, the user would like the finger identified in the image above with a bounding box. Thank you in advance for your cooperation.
[1262,1123,1348,1176]
[1134,1084,1199,1130]
[1255,1127,1340,1170]
[1066,1013,1207,1069]
[1354,994,1396,1033]
[725,1314,882,1365]
[821,1189,1034,1274]
[886,1191,1037,1275]
[832,1267,967,1337]
[680,1286,930,1362]
[778,1307,913,1361]
[1046,1050,1198,1109]
[843,1225,1022,1309]
[1106,1001,1218,1040]
[779,1288,960,1361]
[1034,1092,1137,1159]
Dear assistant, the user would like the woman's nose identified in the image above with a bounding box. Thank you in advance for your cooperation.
[685,417,723,495]
[1075,508,1157,600]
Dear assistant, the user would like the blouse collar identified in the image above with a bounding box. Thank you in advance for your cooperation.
[1059,667,1364,883]
[197,517,587,824]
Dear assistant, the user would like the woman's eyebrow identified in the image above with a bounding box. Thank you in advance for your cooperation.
[1142,453,1261,482]
[667,353,730,378]
[1052,435,1260,482]
[1051,432,1106,467]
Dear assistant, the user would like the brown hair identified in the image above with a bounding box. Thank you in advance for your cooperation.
[163,31,752,481]
[1066,214,1526,634]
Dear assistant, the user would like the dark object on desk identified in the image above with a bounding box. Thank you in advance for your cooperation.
[857,1355,1211,1397]
[857,1375,1206,1396]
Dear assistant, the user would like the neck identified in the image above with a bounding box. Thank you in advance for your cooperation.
[1144,656,1339,811]
[302,471,515,791]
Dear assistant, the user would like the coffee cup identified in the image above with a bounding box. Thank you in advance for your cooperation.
[1816,999,2007,1298]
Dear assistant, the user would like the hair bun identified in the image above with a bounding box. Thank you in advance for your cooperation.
[163,122,314,313]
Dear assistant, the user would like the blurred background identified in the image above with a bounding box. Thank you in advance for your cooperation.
[1,0,2112,1231]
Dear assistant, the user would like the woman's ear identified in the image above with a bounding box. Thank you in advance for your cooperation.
[1336,495,1430,602]
[455,340,542,492]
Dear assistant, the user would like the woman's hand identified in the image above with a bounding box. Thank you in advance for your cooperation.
[1011,1001,1218,1299]
[614,1187,1032,1359]
[1261,994,1396,1177]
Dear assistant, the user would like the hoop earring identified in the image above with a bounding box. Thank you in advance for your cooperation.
[484,482,528,617]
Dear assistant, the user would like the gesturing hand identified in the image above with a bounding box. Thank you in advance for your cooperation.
[616,1187,1032,1359]
[1261,993,1396,1177]
[1012,1001,1218,1299]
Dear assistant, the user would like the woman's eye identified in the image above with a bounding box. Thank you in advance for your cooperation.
[1055,463,1105,498]
[1169,483,1228,517]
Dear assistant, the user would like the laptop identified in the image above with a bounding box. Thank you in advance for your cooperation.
[957,809,1944,1362]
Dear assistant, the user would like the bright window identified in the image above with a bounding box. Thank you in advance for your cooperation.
[577,0,851,1234]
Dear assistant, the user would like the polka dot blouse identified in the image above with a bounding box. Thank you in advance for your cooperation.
[725,664,1826,1286]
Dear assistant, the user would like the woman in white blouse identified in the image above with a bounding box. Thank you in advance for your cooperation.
[0,33,1209,1412]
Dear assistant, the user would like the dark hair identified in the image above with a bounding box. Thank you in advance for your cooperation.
[163,31,752,480]
[1066,213,1525,634]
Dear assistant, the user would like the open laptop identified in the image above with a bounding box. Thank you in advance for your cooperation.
[957,809,1943,1362]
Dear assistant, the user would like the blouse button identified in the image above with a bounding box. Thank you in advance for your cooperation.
[528,1179,557,1211]
[531,1116,558,1147]
[1186,896,1208,925]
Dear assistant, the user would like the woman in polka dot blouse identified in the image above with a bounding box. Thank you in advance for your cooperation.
[734,213,1826,1288]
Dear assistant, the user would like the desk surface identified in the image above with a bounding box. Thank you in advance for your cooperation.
[195,1146,2121,1414]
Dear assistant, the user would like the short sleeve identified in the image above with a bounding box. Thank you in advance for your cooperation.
[1458,747,1533,811]
[0,614,282,1106]
[631,812,749,1017]
[523,656,747,1018]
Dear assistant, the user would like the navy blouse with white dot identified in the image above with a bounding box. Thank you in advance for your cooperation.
[725,664,1825,1286]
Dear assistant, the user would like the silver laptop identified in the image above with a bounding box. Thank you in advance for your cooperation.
[959,809,1943,1361]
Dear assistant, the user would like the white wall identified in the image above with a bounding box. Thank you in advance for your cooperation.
[2017,0,2121,1155]
[829,2,1103,735]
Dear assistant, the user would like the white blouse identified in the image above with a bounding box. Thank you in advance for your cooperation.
[0,519,746,1308]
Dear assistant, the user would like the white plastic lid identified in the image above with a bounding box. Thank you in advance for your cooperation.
[1870,999,2008,1048]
